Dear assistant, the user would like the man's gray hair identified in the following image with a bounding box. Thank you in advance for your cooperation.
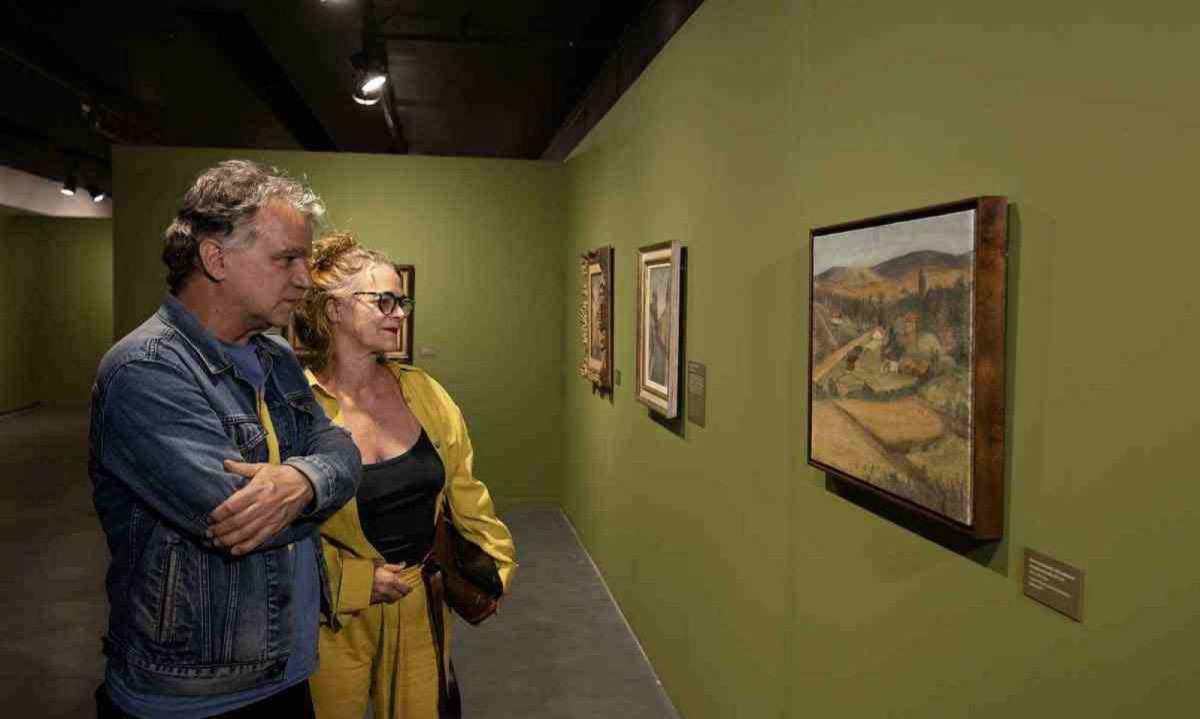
[162,160,326,293]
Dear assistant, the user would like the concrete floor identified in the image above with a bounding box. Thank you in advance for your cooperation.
[0,406,678,718]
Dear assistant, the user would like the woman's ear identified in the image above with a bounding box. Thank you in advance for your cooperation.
[324,296,341,325]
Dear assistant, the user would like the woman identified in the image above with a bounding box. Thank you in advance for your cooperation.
[293,232,517,718]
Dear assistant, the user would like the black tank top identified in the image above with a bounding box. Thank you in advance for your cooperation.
[357,429,445,566]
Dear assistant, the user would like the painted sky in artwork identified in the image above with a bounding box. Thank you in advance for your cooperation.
[813,209,975,275]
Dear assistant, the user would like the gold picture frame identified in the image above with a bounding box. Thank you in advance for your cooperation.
[579,246,614,393]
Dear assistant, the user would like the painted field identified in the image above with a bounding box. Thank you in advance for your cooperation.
[810,400,902,483]
[833,397,945,449]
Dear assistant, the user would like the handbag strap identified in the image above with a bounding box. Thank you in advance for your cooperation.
[422,556,463,718]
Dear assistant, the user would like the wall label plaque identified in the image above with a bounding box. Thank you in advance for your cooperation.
[686,361,706,427]
[1023,548,1085,622]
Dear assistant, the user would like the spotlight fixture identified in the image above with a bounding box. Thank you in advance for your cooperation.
[352,86,382,106]
[350,48,388,106]
[87,185,107,203]
[60,175,77,196]
[359,72,386,95]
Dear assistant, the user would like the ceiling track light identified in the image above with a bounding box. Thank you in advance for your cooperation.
[352,87,382,105]
[61,175,77,197]
[350,48,388,106]
[360,72,387,95]
[87,185,107,203]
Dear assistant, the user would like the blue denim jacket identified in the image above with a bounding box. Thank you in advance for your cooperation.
[89,295,361,696]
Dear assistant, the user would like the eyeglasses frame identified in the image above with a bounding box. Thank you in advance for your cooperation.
[351,290,414,316]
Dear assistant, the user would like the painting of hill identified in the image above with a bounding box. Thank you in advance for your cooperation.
[809,207,978,525]
[872,249,971,279]
[815,265,885,285]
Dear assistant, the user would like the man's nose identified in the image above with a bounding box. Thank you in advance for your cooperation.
[293,264,313,289]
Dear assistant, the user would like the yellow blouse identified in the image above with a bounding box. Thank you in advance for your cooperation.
[307,361,517,622]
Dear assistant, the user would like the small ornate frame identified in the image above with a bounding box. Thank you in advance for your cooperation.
[579,246,614,393]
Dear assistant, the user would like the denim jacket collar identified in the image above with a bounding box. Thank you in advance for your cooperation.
[157,293,289,377]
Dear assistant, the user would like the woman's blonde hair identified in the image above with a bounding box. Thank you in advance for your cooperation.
[293,230,391,372]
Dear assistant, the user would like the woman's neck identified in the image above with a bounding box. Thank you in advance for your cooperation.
[318,343,384,397]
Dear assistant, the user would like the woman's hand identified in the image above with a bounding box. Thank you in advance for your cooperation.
[370,563,412,604]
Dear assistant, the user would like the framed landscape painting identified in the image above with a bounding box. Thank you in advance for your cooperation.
[807,197,1008,539]
[636,241,682,418]
[579,246,614,393]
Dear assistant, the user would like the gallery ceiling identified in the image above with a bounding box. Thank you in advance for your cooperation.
[0,0,703,198]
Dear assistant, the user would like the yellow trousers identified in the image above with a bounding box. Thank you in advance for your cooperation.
[311,564,450,719]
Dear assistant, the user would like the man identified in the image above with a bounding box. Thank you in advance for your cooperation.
[89,160,361,717]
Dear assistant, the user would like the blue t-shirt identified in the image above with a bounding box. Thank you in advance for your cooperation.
[107,339,321,717]
[223,338,267,392]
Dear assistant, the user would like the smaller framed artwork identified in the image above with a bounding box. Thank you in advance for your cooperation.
[284,313,312,360]
[579,246,614,393]
[635,241,683,418]
[287,263,415,364]
[807,197,1007,540]
[385,264,415,364]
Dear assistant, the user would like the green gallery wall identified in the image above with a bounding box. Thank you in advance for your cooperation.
[558,0,1199,717]
[0,214,40,412]
[84,0,1198,715]
[112,147,565,502]
[0,214,113,411]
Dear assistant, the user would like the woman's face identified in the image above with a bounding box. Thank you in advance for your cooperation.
[332,263,409,354]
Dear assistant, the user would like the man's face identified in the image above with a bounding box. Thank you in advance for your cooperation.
[221,201,312,333]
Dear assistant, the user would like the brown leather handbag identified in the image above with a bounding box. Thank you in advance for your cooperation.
[423,501,504,717]
[429,499,503,626]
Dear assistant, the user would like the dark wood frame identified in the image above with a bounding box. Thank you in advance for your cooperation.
[283,314,310,359]
[384,264,416,364]
[580,246,614,393]
[635,240,683,418]
[807,197,1007,540]
[287,263,416,365]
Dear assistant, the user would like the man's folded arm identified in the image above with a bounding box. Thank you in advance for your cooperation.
[100,360,340,548]
[285,393,361,524]
[101,360,252,541]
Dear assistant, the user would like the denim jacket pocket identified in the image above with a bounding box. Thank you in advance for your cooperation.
[222,414,267,463]
[154,544,181,645]
[282,391,320,454]
[128,525,202,657]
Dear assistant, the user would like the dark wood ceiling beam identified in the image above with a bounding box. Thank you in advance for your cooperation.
[180,9,337,152]
[0,36,160,146]
[0,22,126,110]
[541,0,706,161]
[0,115,111,186]
[382,31,614,50]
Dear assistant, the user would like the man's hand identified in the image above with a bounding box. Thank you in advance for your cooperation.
[207,460,314,556]
[371,563,412,604]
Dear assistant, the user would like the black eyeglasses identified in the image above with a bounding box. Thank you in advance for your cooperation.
[352,291,414,316]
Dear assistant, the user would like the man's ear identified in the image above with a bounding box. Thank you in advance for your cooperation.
[197,238,226,282]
